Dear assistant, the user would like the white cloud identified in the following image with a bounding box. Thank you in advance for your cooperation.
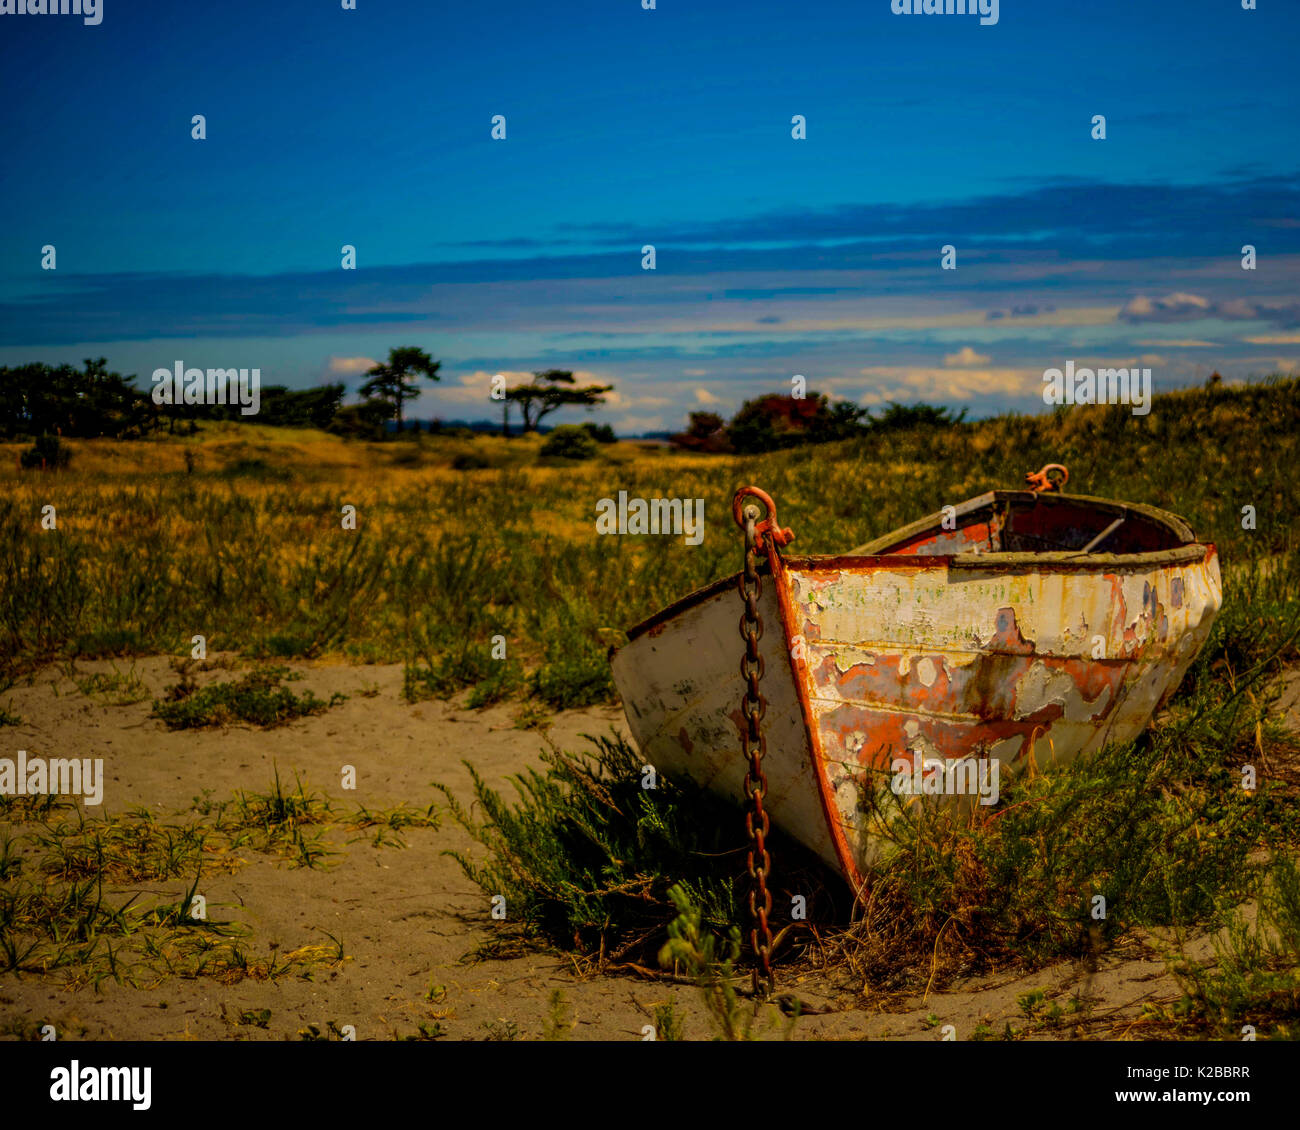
[614,414,666,435]
[328,355,379,374]
[429,369,535,405]
[1119,293,1213,322]
[1242,333,1300,345]
[694,388,722,405]
[855,366,1039,404]
[1119,292,1300,326]
[943,346,991,367]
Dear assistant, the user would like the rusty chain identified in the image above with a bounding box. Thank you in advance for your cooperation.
[738,503,775,998]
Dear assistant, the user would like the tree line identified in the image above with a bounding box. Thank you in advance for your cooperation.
[0,348,615,442]
[0,357,345,439]
[670,393,968,454]
[0,350,963,456]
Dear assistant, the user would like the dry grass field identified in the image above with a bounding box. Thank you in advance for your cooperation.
[2,377,1299,1040]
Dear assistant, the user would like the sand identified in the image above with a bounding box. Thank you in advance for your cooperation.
[0,657,1247,1041]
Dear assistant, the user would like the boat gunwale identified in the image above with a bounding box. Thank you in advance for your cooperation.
[616,487,1215,648]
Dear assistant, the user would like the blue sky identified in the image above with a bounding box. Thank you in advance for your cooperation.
[1,0,1297,432]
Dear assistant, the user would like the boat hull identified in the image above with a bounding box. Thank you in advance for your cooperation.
[782,548,1220,886]
[611,504,1221,890]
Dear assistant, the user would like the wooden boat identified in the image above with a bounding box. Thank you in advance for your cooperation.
[609,466,1222,891]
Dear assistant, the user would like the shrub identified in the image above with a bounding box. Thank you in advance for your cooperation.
[437,733,748,956]
[220,457,292,481]
[451,450,491,470]
[670,411,731,453]
[870,401,968,431]
[530,632,613,708]
[539,425,600,461]
[152,665,345,729]
[20,434,71,470]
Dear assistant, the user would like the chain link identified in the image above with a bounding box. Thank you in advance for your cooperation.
[738,505,775,998]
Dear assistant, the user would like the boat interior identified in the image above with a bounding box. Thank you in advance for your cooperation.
[852,490,1196,558]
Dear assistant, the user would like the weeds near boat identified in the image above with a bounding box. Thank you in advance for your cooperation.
[436,733,757,962]
[658,883,798,1041]
[442,549,1300,1037]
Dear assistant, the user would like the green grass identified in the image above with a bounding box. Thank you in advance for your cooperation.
[152,664,345,729]
[657,883,798,1040]
[1167,855,1300,1039]
[72,663,148,705]
[3,376,1295,705]
[0,772,438,987]
[436,733,771,960]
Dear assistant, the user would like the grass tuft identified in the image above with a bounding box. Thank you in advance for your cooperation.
[152,665,345,729]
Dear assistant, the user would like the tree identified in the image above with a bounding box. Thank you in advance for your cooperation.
[809,399,872,443]
[724,392,876,453]
[670,411,730,453]
[359,347,441,432]
[328,399,391,440]
[871,401,967,432]
[0,358,154,440]
[726,393,832,454]
[258,383,345,429]
[504,369,613,434]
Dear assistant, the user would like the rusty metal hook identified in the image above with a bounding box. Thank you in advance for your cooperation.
[1025,464,1069,494]
[732,486,795,553]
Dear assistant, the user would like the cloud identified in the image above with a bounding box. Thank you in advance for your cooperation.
[985,303,1055,321]
[328,355,378,374]
[1119,293,1211,321]
[430,369,535,406]
[550,176,1300,263]
[601,382,672,410]
[694,388,722,405]
[1242,333,1300,344]
[6,172,1300,350]
[613,414,667,435]
[1121,293,1300,327]
[855,365,1040,405]
[1134,339,1217,347]
[944,346,991,367]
